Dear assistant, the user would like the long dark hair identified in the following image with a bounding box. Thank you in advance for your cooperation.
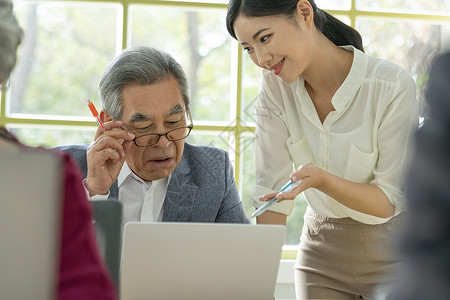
[226,0,364,52]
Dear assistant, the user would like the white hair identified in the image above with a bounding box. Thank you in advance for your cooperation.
[99,46,190,120]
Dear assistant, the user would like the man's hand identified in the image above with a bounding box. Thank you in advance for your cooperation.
[85,120,134,196]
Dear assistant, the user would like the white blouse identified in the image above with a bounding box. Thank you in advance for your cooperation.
[252,46,419,224]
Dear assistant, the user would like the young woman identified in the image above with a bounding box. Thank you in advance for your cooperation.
[226,0,418,298]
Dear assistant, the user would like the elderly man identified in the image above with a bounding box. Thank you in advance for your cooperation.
[57,46,249,225]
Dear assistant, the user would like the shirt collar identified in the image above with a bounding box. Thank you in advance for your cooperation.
[331,45,368,112]
[118,161,171,187]
[118,161,148,188]
[295,45,368,115]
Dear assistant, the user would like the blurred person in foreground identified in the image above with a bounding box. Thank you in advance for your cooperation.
[0,0,117,298]
[385,52,450,299]
[56,46,250,226]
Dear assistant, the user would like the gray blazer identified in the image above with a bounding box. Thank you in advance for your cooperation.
[55,143,250,224]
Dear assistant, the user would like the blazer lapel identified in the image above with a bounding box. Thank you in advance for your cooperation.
[162,154,198,222]
[109,181,119,199]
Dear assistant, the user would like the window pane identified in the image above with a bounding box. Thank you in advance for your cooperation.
[129,5,232,123]
[357,18,450,94]
[357,0,450,14]
[336,15,351,25]
[159,0,227,3]
[7,125,95,148]
[242,54,260,124]
[316,0,351,10]
[9,1,120,117]
[186,130,231,153]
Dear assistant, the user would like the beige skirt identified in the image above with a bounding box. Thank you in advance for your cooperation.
[294,207,406,300]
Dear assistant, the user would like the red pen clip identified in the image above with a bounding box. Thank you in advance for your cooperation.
[86,99,105,130]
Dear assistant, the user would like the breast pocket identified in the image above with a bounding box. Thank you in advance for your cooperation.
[286,137,315,169]
[344,144,378,183]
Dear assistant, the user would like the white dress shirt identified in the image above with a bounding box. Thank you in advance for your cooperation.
[253,46,418,224]
[90,162,169,227]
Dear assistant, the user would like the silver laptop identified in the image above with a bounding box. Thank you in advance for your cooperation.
[120,222,286,300]
[0,150,62,300]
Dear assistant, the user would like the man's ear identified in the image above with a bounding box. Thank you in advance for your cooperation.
[100,110,113,123]
[296,0,314,28]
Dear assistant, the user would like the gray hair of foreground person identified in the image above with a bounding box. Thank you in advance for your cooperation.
[99,46,190,120]
[0,0,23,81]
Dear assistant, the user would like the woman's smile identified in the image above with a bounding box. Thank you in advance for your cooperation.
[269,58,285,75]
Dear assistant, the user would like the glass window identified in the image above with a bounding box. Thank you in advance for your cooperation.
[187,130,232,153]
[7,125,96,148]
[129,5,233,124]
[241,54,260,125]
[357,17,450,94]
[161,0,228,3]
[9,2,121,118]
[357,0,450,14]
[316,0,351,10]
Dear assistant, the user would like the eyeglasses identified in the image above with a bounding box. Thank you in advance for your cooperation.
[131,108,194,147]
[132,125,193,147]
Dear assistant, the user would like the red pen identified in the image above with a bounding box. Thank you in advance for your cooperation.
[86,99,105,130]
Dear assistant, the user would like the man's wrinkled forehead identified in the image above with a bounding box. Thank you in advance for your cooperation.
[128,104,185,123]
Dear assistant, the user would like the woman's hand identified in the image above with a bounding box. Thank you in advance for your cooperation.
[260,163,394,218]
[259,163,326,202]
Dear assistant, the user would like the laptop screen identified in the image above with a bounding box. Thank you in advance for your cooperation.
[120,222,286,300]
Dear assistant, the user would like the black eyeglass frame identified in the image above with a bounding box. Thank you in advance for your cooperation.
[131,107,194,147]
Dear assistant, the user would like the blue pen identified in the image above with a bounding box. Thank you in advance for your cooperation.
[251,180,302,218]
